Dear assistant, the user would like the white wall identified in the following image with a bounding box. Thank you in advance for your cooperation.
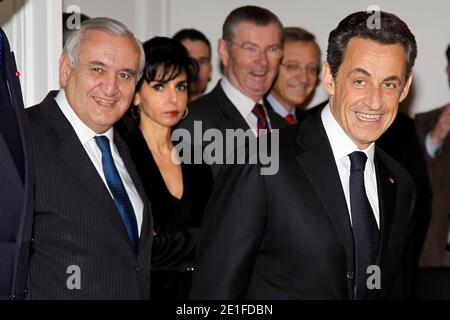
[1,0,62,107]
[3,0,449,114]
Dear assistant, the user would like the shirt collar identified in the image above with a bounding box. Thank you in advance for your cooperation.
[321,103,375,169]
[266,93,296,118]
[220,77,263,117]
[55,89,114,145]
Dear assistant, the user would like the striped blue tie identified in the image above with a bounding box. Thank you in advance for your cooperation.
[95,136,139,253]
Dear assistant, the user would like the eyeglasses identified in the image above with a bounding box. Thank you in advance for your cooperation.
[280,62,319,75]
[225,39,282,59]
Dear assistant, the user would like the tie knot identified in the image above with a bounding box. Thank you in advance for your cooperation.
[252,103,265,117]
[284,114,296,125]
[349,151,367,172]
[94,135,111,154]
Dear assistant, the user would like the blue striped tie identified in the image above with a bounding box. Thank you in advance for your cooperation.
[349,151,379,299]
[95,136,139,253]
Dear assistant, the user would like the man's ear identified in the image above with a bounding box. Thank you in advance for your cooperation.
[59,53,72,87]
[322,62,335,96]
[399,73,413,103]
[218,39,229,68]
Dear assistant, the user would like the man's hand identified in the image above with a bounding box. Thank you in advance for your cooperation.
[430,104,450,145]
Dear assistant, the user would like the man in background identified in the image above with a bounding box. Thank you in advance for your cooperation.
[173,28,212,101]
[415,44,450,267]
[266,27,321,125]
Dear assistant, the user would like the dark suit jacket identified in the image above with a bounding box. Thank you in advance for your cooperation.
[0,27,33,300]
[176,80,288,177]
[415,106,450,266]
[26,92,154,299]
[190,110,416,299]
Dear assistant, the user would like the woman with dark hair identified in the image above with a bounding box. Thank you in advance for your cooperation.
[123,37,212,299]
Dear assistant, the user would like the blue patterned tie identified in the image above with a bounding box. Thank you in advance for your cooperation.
[95,136,139,253]
[349,151,379,299]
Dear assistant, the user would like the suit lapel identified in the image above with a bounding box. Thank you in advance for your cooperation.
[211,83,250,131]
[374,149,397,261]
[295,112,355,264]
[40,93,134,248]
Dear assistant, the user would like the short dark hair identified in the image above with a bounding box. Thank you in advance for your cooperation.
[283,27,322,68]
[222,5,283,42]
[327,11,417,79]
[173,28,211,58]
[446,44,450,63]
[136,37,198,92]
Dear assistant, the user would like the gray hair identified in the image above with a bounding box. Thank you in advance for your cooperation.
[64,17,145,82]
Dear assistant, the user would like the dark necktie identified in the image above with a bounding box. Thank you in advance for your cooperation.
[95,136,139,253]
[349,151,379,299]
[251,103,268,135]
[284,114,296,125]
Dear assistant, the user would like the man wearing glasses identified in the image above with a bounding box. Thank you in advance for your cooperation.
[177,5,287,177]
[266,27,321,125]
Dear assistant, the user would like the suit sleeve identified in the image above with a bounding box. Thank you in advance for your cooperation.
[189,161,267,299]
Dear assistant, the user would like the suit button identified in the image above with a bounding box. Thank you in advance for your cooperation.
[346,271,354,280]
[11,293,16,300]
[135,267,141,273]
[30,238,35,243]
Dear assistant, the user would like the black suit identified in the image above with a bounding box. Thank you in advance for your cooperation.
[0,27,33,300]
[26,92,154,299]
[190,110,416,299]
[177,80,288,177]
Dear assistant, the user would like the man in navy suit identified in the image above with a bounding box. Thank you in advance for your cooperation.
[0,27,33,300]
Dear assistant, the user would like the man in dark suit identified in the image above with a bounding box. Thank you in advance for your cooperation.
[26,18,192,299]
[190,11,417,299]
[0,27,33,300]
[415,44,450,267]
[176,6,287,177]
[266,27,321,125]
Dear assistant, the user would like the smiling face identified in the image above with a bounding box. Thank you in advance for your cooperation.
[271,40,320,109]
[60,30,140,134]
[323,37,412,150]
[219,21,282,102]
[134,70,188,128]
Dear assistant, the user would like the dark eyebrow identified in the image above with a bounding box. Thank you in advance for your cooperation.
[349,67,371,77]
[383,75,402,82]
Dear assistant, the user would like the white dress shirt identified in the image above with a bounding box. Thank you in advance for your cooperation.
[321,104,380,228]
[55,90,144,235]
[220,77,272,136]
[425,131,443,158]
[266,93,297,122]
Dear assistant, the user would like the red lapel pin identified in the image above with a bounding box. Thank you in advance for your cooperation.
[16,71,21,77]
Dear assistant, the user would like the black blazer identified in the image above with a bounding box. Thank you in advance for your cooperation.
[26,92,154,299]
[0,27,33,300]
[176,80,288,177]
[124,125,212,236]
[190,110,416,299]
